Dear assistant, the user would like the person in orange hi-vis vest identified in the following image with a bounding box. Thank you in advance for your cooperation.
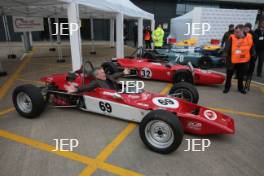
[144,26,152,49]
[223,24,256,94]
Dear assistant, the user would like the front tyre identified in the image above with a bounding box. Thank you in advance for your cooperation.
[12,84,46,118]
[139,109,183,154]
[169,82,199,104]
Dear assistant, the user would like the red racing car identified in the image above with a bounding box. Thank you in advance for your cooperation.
[12,61,234,154]
[102,51,225,86]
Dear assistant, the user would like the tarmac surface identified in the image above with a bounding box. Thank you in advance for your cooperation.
[0,43,263,176]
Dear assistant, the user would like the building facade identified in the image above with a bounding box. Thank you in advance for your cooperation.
[0,0,263,42]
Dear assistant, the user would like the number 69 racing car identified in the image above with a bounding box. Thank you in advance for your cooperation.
[12,61,234,154]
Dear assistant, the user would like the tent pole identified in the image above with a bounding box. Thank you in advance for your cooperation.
[90,17,96,55]
[29,32,33,46]
[0,16,7,76]
[137,18,143,48]
[55,17,64,63]
[3,16,16,59]
[110,18,115,48]
[151,19,155,49]
[67,2,82,71]
[23,32,32,53]
[48,18,56,51]
[116,13,124,58]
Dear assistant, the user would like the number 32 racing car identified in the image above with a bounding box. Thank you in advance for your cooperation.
[12,61,234,154]
[102,51,225,86]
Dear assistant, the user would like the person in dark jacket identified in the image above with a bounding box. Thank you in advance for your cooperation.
[221,24,235,47]
[124,24,128,45]
[244,23,256,79]
[66,67,130,93]
[254,18,264,77]
[133,23,138,47]
[223,24,256,94]
[244,23,254,37]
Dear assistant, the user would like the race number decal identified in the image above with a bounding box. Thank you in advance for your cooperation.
[99,101,112,113]
[152,97,179,108]
[174,54,184,63]
[140,68,152,78]
[204,110,217,121]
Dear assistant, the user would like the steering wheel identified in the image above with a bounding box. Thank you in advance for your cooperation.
[82,60,94,77]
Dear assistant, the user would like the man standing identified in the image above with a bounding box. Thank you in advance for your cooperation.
[221,24,234,47]
[124,24,128,45]
[143,26,152,49]
[223,24,255,94]
[133,22,138,47]
[244,22,256,90]
[244,23,254,37]
[152,24,164,49]
[254,18,264,77]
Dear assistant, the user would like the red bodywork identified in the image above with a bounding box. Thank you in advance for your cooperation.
[115,58,225,85]
[40,72,234,135]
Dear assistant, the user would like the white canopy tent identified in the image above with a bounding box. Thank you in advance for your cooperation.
[0,0,155,71]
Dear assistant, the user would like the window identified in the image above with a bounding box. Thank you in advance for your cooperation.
[176,3,219,15]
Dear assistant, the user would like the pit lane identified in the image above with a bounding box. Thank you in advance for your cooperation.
[0,43,263,176]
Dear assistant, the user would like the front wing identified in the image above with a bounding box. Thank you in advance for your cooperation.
[177,106,234,135]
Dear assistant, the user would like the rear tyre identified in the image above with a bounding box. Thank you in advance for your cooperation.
[173,70,193,84]
[102,62,119,75]
[139,109,183,154]
[12,84,46,118]
[199,57,212,69]
[168,82,199,104]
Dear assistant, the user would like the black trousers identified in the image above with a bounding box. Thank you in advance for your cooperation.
[224,63,247,91]
[256,50,264,76]
[145,40,151,49]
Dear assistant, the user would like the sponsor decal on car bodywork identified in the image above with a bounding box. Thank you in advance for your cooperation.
[187,121,202,130]
[204,110,217,121]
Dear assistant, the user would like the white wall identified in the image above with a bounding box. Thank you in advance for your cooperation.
[170,7,258,45]
[195,7,257,45]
